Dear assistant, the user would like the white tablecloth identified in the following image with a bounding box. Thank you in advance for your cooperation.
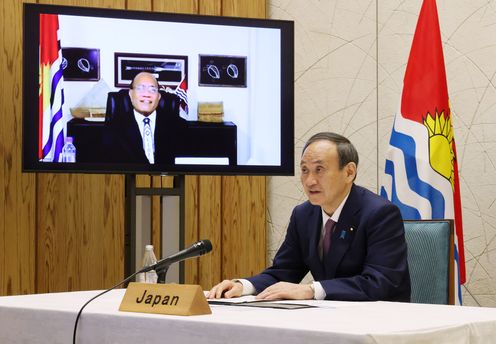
[1,289,496,343]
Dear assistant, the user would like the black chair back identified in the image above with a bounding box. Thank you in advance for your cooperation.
[105,89,181,122]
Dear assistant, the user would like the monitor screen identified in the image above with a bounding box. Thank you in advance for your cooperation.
[23,4,294,175]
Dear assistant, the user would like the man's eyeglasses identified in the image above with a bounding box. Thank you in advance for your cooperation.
[133,84,159,94]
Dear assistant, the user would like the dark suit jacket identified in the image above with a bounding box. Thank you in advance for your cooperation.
[247,184,411,302]
[103,103,185,165]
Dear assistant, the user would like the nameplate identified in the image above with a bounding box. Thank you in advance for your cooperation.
[119,282,212,316]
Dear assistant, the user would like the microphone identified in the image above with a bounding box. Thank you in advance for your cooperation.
[141,239,213,273]
[73,240,212,343]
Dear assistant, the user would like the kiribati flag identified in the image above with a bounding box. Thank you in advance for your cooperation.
[380,0,465,304]
[176,77,189,116]
[39,14,67,162]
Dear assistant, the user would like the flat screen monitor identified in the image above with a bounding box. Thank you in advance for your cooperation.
[23,3,294,175]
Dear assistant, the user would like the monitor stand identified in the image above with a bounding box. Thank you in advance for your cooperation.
[124,174,185,284]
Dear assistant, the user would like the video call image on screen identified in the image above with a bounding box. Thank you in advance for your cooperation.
[24,5,294,175]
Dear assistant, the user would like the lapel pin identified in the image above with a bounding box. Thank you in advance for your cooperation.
[350,227,354,232]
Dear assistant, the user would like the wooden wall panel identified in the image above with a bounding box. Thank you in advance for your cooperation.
[222,0,266,18]
[127,0,151,11]
[219,0,267,280]
[222,176,266,278]
[0,0,36,296]
[36,173,125,292]
[192,0,224,293]
[185,0,266,289]
[184,175,200,283]
[199,0,221,15]
[35,0,129,293]
[100,175,126,286]
[153,0,198,14]
[0,0,267,296]
[198,176,222,288]
[37,174,78,292]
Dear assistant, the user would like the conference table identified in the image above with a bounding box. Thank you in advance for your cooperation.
[1,288,496,343]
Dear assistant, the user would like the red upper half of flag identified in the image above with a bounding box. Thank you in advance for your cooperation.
[401,0,449,123]
[178,77,187,91]
[39,14,59,65]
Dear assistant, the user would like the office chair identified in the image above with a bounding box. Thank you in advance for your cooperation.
[403,220,455,305]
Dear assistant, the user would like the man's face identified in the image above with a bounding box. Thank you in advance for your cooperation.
[300,140,356,215]
[129,73,161,116]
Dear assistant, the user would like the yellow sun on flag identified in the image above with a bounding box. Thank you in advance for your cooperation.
[423,111,455,189]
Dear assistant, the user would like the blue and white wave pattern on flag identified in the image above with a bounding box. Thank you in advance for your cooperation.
[41,59,68,162]
[381,113,461,304]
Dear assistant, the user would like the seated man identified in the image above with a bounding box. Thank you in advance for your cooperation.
[103,72,184,165]
[208,132,411,301]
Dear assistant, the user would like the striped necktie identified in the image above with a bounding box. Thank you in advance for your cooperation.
[143,117,154,164]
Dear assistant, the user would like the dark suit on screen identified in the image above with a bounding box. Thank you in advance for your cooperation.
[103,89,186,165]
[247,184,411,302]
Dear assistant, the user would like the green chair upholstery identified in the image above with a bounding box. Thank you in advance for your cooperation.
[403,220,454,305]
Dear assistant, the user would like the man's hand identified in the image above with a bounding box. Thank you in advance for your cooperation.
[206,280,243,299]
[256,282,314,300]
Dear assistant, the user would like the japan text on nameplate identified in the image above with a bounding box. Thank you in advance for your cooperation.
[119,282,212,316]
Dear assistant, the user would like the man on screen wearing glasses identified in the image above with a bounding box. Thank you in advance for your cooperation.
[104,72,182,165]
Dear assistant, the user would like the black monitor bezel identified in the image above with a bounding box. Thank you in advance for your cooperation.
[22,3,294,176]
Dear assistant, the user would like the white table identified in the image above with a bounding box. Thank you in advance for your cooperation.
[1,289,496,343]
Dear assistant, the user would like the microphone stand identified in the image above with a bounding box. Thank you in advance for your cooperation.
[156,264,170,284]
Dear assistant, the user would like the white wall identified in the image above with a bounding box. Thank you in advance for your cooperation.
[58,14,281,165]
[268,0,496,307]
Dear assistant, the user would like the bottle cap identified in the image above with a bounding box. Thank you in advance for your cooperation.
[145,244,154,251]
[65,136,73,144]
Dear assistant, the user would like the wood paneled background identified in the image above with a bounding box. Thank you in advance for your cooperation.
[0,0,266,296]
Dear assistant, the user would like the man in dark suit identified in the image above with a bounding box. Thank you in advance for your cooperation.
[208,132,410,301]
[103,72,183,165]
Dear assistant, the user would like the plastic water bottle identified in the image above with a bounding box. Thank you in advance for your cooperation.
[137,245,158,283]
[61,136,76,163]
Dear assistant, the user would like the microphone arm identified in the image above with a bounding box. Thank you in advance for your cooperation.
[73,240,212,343]
[141,239,213,283]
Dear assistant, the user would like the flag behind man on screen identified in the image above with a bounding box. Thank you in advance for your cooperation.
[175,77,189,119]
[380,0,465,304]
[39,13,69,162]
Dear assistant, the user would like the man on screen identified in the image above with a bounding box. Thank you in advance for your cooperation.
[103,72,183,165]
[207,132,411,302]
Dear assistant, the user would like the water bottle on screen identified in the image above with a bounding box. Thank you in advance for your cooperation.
[137,245,158,283]
[61,136,76,163]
